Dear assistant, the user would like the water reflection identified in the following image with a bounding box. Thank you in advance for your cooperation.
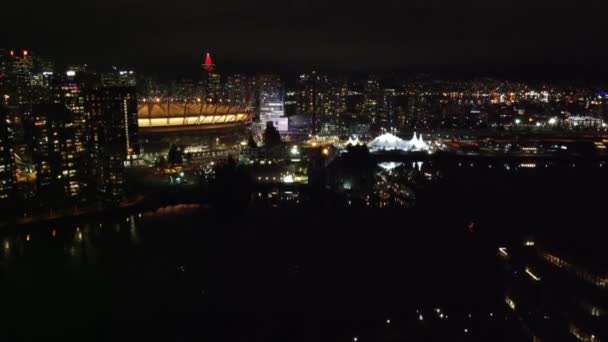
[130,215,139,244]
[0,204,207,270]
[149,204,201,216]
[368,161,437,208]
[2,218,124,267]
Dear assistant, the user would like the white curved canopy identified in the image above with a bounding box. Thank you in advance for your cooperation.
[346,136,364,146]
[368,132,430,152]
[368,133,410,151]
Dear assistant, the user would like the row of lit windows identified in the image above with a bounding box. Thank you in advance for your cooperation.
[569,323,598,341]
[540,251,608,289]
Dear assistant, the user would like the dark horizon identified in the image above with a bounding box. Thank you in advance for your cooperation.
[3,0,608,83]
[15,49,608,86]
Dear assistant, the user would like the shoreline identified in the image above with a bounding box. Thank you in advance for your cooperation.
[0,194,206,231]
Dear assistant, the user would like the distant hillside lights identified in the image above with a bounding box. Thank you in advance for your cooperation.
[514,116,606,129]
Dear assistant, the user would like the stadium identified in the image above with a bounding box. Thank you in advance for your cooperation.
[138,100,253,133]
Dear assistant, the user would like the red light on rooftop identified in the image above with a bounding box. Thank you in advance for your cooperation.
[23,50,28,56]
[203,52,215,73]
[9,50,14,56]
[205,52,213,66]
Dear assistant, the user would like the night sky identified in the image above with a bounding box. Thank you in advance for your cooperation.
[4,0,608,79]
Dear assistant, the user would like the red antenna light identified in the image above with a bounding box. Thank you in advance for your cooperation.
[203,52,215,73]
[9,50,14,56]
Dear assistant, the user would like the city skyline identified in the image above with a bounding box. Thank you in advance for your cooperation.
[3,1,608,80]
[2,4,608,340]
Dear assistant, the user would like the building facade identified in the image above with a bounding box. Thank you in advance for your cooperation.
[31,103,81,204]
[0,106,16,201]
[499,237,608,341]
[258,74,286,131]
[86,86,138,203]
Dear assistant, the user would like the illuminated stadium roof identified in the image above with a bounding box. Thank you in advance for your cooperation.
[138,101,252,132]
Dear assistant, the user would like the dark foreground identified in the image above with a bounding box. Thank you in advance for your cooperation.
[0,207,523,342]
[1,161,606,341]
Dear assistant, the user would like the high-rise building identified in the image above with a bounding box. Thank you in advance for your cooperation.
[201,53,223,104]
[295,72,348,134]
[10,49,33,74]
[323,79,348,125]
[61,71,88,154]
[205,72,222,104]
[404,94,432,129]
[296,71,327,133]
[102,69,136,87]
[86,86,138,203]
[31,103,81,204]
[363,77,381,125]
[258,74,286,131]
[0,49,8,77]
[58,70,101,199]
[33,55,54,74]
[599,92,608,121]
[296,72,318,115]
[9,49,34,106]
[35,68,65,107]
[66,64,89,73]
[0,49,9,100]
[0,106,16,201]
[1,50,58,107]
[225,74,251,106]
[379,88,396,129]
[29,70,59,104]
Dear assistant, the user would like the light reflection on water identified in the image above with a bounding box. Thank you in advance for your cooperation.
[147,203,202,217]
[0,204,201,267]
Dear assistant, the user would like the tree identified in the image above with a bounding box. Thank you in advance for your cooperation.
[157,156,167,168]
[207,157,252,210]
[248,133,258,148]
[263,121,282,147]
[167,144,183,165]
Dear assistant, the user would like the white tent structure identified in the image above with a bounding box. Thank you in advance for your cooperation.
[378,162,403,171]
[345,136,364,146]
[368,133,410,151]
[408,132,430,151]
[368,132,430,152]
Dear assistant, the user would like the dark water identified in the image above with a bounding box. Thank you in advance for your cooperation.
[1,161,605,341]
